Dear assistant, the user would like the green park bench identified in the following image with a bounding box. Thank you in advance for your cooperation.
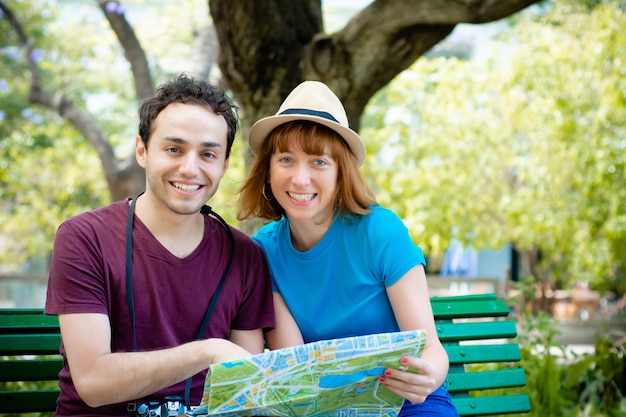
[0,293,530,415]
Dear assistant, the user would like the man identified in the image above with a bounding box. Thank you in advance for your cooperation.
[45,73,274,416]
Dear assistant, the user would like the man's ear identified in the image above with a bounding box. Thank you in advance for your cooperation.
[219,157,229,180]
[135,135,147,168]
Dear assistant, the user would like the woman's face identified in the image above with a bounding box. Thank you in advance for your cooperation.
[269,142,339,225]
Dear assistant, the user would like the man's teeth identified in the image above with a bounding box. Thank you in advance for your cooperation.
[173,182,200,192]
[289,192,314,202]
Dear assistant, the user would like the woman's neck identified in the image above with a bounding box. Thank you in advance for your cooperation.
[288,217,332,252]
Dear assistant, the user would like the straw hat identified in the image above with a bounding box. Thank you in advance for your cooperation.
[248,81,366,166]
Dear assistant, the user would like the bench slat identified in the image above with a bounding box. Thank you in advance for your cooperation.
[0,313,59,333]
[0,334,61,355]
[446,344,521,365]
[431,297,510,320]
[0,390,59,413]
[0,308,48,315]
[448,368,527,392]
[437,320,518,342]
[0,359,63,382]
[431,293,499,302]
[452,394,531,416]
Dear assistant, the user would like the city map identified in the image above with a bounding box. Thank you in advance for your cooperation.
[192,329,427,417]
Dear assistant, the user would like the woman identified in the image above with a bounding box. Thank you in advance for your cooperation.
[237,81,459,416]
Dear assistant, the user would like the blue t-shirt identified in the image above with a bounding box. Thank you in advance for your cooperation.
[253,205,425,343]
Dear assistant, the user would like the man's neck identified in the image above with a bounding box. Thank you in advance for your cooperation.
[133,194,205,258]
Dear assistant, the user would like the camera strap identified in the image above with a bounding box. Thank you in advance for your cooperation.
[126,192,236,406]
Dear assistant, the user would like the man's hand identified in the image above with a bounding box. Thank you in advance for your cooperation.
[203,338,255,364]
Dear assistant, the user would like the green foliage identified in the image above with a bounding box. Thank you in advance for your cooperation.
[572,336,626,416]
[0,118,108,267]
[515,312,626,416]
[362,1,626,293]
[517,312,577,415]
[0,0,209,270]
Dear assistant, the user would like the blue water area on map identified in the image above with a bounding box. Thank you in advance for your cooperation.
[319,366,386,388]
[220,361,245,369]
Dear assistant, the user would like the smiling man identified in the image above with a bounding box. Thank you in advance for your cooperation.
[45,73,274,417]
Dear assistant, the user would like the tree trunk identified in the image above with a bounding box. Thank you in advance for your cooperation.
[210,0,539,233]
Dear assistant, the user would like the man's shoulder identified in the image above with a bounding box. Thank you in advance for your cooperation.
[60,199,128,231]
[228,223,255,243]
[206,216,262,248]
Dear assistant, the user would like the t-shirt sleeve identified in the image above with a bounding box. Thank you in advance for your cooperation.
[45,219,109,316]
[230,234,275,330]
[367,207,426,288]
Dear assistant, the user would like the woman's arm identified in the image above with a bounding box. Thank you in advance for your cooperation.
[383,263,450,404]
[229,328,266,354]
[264,292,304,350]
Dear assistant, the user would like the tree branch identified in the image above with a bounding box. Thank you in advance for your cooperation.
[1,0,143,199]
[96,0,154,103]
[306,0,541,127]
[1,1,116,171]
[210,0,540,135]
[188,23,218,79]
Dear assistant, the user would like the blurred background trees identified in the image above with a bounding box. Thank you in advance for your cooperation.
[1,0,625,303]
[363,1,626,299]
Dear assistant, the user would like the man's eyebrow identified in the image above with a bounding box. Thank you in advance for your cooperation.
[163,136,187,145]
[163,137,223,148]
[202,141,223,149]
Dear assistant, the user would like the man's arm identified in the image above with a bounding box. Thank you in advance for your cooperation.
[59,313,253,408]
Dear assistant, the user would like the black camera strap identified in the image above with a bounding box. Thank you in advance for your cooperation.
[126,192,235,406]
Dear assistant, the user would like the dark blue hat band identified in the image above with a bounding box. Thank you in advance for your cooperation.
[278,108,340,124]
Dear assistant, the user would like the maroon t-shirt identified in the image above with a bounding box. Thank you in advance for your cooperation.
[45,199,274,416]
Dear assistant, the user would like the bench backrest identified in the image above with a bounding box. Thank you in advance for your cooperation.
[0,294,530,415]
[431,293,531,415]
[0,308,62,414]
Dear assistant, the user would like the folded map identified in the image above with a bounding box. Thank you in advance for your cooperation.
[192,329,427,417]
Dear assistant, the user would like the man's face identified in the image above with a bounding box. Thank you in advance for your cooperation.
[135,102,229,216]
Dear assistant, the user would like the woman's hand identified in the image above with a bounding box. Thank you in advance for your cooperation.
[379,356,438,404]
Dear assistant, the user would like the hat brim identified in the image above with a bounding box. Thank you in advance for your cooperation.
[249,114,366,166]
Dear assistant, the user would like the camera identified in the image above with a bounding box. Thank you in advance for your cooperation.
[127,396,189,416]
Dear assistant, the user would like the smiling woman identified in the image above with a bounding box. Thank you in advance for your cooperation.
[237,81,460,416]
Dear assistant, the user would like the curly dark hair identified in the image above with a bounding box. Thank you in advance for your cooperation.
[137,73,239,158]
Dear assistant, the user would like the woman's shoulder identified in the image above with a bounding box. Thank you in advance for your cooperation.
[252,218,287,245]
[346,205,408,241]
[356,205,403,227]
